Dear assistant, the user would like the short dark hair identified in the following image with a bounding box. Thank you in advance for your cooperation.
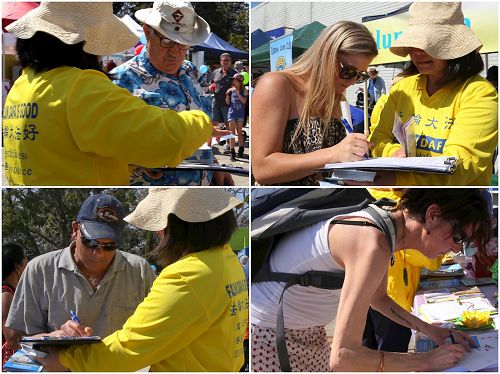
[150,211,237,266]
[399,51,484,87]
[2,243,27,280]
[16,31,102,74]
[398,189,491,254]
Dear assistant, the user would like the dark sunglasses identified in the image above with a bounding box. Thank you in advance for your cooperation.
[449,220,474,250]
[338,60,370,84]
[79,228,117,251]
[151,28,190,51]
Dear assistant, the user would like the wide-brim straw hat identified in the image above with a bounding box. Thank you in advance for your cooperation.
[135,0,210,46]
[5,2,138,56]
[124,189,243,231]
[390,2,482,60]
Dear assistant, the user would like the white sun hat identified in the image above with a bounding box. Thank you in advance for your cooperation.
[124,188,243,231]
[135,0,210,46]
[5,2,138,56]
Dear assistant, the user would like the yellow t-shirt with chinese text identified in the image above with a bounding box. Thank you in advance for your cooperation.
[2,67,211,185]
[369,74,497,185]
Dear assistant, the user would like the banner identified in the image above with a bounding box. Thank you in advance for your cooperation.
[270,34,293,72]
[363,2,498,64]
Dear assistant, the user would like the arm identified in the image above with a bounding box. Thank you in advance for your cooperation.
[251,72,369,184]
[395,79,498,186]
[225,90,231,106]
[2,292,22,349]
[67,70,213,168]
[236,90,247,105]
[328,224,465,372]
[58,274,212,372]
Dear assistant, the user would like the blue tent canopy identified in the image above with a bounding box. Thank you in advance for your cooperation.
[192,32,248,58]
[251,29,271,50]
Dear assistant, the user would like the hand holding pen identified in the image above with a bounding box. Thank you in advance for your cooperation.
[59,310,93,337]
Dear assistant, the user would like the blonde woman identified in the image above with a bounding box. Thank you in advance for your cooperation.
[251,21,378,185]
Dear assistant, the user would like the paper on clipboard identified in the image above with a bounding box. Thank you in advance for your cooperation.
[444,332,498,372]
[321,156,459,174]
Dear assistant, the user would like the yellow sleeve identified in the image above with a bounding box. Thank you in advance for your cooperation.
[395,80,498,186]
[369,86,404,157]
[59,273,211,372]
[66,70,212,168]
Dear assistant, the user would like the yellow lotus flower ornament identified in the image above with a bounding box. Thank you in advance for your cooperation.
[459,310,492,328]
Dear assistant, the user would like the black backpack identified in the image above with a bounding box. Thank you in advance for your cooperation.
[251,188,397,372]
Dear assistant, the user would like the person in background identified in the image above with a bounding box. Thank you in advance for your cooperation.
[367,66,386,108]
[3,2,224,186]
[234,60,245,73]
[39,188,248,372]
[252,21,376,185]
[2,243,28,365]
[369,2,498,186]
[211,52,238,152]
[226,73,248,161]
[5,194,154,347]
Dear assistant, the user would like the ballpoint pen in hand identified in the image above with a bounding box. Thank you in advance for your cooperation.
[448,329,457,344]
[70,310,81,324]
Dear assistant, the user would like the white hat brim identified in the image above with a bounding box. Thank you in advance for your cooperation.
[135,7,210,46]
[6,3,138,56]
[124,189,243,231]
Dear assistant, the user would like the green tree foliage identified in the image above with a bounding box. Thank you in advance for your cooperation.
[112,2,248,51]
[2,188,248,260]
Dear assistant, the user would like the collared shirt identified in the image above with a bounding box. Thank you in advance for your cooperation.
[6,244,155,337]
[110,46,211,116]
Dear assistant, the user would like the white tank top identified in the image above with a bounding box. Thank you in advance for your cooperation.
[251,210,384,329]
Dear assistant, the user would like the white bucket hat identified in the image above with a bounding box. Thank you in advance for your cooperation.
[124,188,243,231]
[135,0,210,46]
[5,2,138,56]
[390,2,482,60]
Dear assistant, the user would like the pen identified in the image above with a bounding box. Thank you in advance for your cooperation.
[70,310,81,324]
[448,329,457,344]
[341,118,353,134]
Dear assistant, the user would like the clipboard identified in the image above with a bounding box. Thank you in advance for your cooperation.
[317,156,459,174]
[157,163,249,176]
[20,336,101,346]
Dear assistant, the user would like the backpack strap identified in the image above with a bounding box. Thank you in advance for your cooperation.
[272,209,397,372]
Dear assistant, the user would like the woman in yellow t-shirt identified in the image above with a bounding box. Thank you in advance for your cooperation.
[369,2,497,186]
[39,189,248,372]
[3,3,226,186]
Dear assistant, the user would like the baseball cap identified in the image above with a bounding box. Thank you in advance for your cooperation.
[77,194,125,244]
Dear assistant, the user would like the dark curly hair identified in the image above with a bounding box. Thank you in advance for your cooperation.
[2,243,27,281]
[398,189,491,254]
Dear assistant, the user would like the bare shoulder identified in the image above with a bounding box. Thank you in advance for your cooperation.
[329,221,391,267]
[254,71,294,95]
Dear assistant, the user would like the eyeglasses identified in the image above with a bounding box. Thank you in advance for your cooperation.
[79,228,116,251]
[449,220,473,250]
[338,60,370,84]
[151,28,190,51]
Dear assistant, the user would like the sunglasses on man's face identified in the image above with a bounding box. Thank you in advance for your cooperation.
[79,229,117,251]
[338,60,370,84]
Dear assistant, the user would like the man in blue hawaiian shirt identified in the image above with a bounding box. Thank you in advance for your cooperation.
[111,0,233,186]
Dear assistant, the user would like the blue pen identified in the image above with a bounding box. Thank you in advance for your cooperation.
[70,310,81,324]
[341,118,353,134]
